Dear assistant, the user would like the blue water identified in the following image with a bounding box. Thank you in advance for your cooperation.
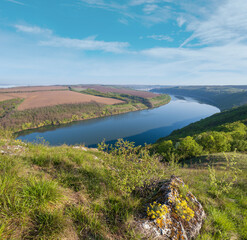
[17,96,220,147]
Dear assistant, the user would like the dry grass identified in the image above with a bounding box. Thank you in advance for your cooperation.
[0,91,123,110]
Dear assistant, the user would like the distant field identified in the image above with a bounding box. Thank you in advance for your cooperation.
[0,94,15,101]
[79,85,159,98]
[0,85,68,93]
[0,91,123,110]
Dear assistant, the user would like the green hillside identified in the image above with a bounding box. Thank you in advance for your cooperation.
[0,135,246,239]
[153,104,247,162]
[151,86,247,110]
[161,104,247,140]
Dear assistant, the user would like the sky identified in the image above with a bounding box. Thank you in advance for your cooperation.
[0,0,247,86]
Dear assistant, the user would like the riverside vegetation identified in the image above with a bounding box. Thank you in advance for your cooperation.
[0,90,170,133]
[0,102,247,239]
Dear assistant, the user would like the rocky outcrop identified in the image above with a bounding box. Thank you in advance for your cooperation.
[138,176,206,239]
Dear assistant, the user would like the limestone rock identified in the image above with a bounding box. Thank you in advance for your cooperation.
[138,176,206,239]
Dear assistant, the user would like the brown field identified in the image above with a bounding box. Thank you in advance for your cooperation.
[0,86,68,93]
[0,94,16,101]
[81,85,159,98]
[0,91,123,110]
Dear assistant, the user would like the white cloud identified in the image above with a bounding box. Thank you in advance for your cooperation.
[147,34,173,41]
[118,18,129,25]
[14,25,53,35]
[129,0,156,6]
[80,0,126,11]
[13,24,129,53]
[5,0,24,5]
[177,17,186,27]
[129,0,172,6]
[143,4,158,14]
[40,37,129,53]
[181,0,247,47]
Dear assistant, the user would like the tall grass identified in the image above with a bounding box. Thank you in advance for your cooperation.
[0,137,246,239]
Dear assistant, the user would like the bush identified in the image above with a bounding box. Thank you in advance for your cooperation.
[175,136,203,159]
[99,139,162,196]
[196,132,231,153]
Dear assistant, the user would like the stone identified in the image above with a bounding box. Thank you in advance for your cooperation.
[137,176,206,239]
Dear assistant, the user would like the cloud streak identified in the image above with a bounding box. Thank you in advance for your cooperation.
[14,24,129,53]
[181,0,247,47]
[147,34,173,41]
[40,37,129,53]
[14,25,53,35]
[5,0,25,5]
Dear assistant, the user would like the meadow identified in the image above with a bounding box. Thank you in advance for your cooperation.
[0,134,246,239]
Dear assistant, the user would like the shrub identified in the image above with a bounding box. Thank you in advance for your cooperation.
[175,136,203,159]
[196,132,231,153]
[99,139,162,196]
[208,152,241,197]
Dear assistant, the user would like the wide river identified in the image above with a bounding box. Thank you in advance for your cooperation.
[17,96,220,147]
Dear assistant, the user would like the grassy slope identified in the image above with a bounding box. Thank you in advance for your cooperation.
[0,137,246,240]
[151,86,247,110]
[160,104,247,141]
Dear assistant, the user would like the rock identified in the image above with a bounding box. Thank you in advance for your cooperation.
[72,146,88,151]
[137,176,206,239]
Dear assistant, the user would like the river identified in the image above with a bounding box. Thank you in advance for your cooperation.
[17,96,220,147]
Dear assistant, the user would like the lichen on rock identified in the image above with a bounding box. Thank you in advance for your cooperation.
[138,175,206,239]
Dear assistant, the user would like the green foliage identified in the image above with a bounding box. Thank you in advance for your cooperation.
[155,140,176,161]
[176,136,203,159]
[99,139,162,196]
[161,104,247,140]
[196,132,231,153]
[154,105,247,162]
[208,153,241,197]
[0,98,22,118]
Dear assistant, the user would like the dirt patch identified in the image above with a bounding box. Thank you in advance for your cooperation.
[0,86,68,93]
[81,85,159,98]
[0,91,123,110]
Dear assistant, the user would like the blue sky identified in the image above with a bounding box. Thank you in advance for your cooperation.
[0,0,247,86]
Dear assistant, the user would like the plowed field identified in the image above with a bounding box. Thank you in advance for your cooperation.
[82,85,159,98]
[0,91,123,110]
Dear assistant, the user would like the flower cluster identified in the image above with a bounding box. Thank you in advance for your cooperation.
[173,194,194,221]
[147,201,169,228]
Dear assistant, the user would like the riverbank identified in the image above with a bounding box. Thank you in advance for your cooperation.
[16,96,219,147]
[0,94,171,134]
